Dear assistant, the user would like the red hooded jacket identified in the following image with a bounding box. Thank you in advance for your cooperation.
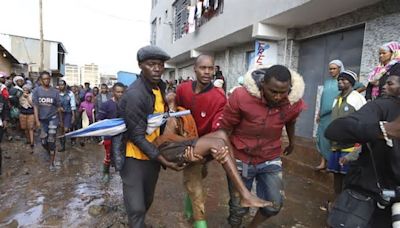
[219,69,305,164]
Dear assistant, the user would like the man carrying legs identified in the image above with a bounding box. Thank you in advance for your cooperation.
[219,65,305,227]
[175,54,227,227]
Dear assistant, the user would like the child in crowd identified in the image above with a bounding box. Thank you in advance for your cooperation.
[79,92,95,146]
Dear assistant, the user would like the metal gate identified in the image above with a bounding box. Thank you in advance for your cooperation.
[296,26,365,138]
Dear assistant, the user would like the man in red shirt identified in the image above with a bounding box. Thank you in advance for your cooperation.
[175,54,227,228]
[219,65,305,227]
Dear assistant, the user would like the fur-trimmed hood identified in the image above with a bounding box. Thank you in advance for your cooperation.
[243,65,305,105]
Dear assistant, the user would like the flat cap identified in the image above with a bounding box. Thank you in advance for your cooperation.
[137,45,170,63]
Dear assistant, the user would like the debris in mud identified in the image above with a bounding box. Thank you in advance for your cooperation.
[88,204,110,217]
[23,168,30,175]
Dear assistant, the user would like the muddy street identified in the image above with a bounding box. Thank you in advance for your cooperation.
[0,136,332,228]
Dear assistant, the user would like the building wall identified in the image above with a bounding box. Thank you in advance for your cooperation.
[151,0,308,58]
[0,34,65,75]
[64,64,80,86]
[177,63,195,81]
[81,64,99,86]
[361,12,400,84]
[157,0,400,91]
[213,43,254,90]
[10,37,52,72]
[172,42,254,90]
[100,74,117,86]
[0,55,12,75]
[286,0,400,83]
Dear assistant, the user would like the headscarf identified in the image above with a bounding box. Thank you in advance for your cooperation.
[12,75,24,92]
[13,76,24,85]
[0,72,7,78]
[380,41,400,54]
[20,84,33,109]
[329,60,345,73]
[368,41,400,83]
[22,84,32,91]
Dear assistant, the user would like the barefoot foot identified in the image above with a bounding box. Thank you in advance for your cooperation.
[240,194,273,208]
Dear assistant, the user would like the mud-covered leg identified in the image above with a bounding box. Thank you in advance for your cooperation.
[189,136,272,208]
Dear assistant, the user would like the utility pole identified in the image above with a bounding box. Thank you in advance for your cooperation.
[39,0,44,72]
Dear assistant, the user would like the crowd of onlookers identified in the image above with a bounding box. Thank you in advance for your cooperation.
[1,40,399,227]
[0,70,126,177]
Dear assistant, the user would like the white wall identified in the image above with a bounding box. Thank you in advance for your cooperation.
[151,0,308,58]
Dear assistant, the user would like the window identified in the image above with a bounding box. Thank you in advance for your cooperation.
[173,0,189,41]
[151,19,157,45]
[152,0,158,9]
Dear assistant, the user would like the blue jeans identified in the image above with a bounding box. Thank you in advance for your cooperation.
[40,116,59,151]
[227,158,284,226]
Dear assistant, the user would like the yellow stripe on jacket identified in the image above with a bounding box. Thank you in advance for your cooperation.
[125,88,165,160]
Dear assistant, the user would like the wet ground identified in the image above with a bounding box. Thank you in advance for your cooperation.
[0,135,332,228]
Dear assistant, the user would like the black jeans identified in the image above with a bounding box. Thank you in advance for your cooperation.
[120,158,160,228]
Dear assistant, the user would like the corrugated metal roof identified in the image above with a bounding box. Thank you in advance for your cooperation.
[0,44,20,64]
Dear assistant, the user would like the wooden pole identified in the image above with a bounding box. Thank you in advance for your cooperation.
[39,0,44,72]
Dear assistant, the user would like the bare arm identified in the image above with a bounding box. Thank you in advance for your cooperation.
[33,105,40,128]
[283,121,296,155]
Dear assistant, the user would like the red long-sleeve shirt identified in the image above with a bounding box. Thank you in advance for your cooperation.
[176,81,226,136]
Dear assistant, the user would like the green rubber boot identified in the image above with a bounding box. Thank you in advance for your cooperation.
[102,164,110,183]
[184,193,193,221]
[193,220,207,228]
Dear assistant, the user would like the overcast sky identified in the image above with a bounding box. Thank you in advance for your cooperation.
[0,0,151,74]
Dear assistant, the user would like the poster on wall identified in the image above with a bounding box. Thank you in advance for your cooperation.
[312,85,324,138]
[253,40,278,68]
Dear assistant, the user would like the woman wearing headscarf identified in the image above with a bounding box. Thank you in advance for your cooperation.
[19,84,35,152]
[366,41,400,100]
[315,60,345,170]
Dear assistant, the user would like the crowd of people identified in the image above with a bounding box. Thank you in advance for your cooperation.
[0,70,127,180]
[314,41,400,227]
[1,41,400,227]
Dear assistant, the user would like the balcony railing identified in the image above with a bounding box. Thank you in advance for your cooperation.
[174,0,224,41]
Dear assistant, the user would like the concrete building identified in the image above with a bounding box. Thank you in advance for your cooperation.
[64,64,80,86]
[100,74,118,87]
[151,0,400,139]
[81,63,99,87]
[0,33,66,84]
[0,44,28,76]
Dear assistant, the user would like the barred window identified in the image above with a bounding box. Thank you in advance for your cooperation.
[173,0,189,41]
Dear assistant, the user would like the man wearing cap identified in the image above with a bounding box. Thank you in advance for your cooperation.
[327,70,366,196]
[118,45,184,227]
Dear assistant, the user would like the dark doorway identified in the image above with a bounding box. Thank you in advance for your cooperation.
[296,26,365,138]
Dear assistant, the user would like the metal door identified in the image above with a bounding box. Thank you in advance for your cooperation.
[296,26,365,138]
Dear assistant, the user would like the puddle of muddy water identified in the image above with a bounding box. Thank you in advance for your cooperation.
[0,195,45,227]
